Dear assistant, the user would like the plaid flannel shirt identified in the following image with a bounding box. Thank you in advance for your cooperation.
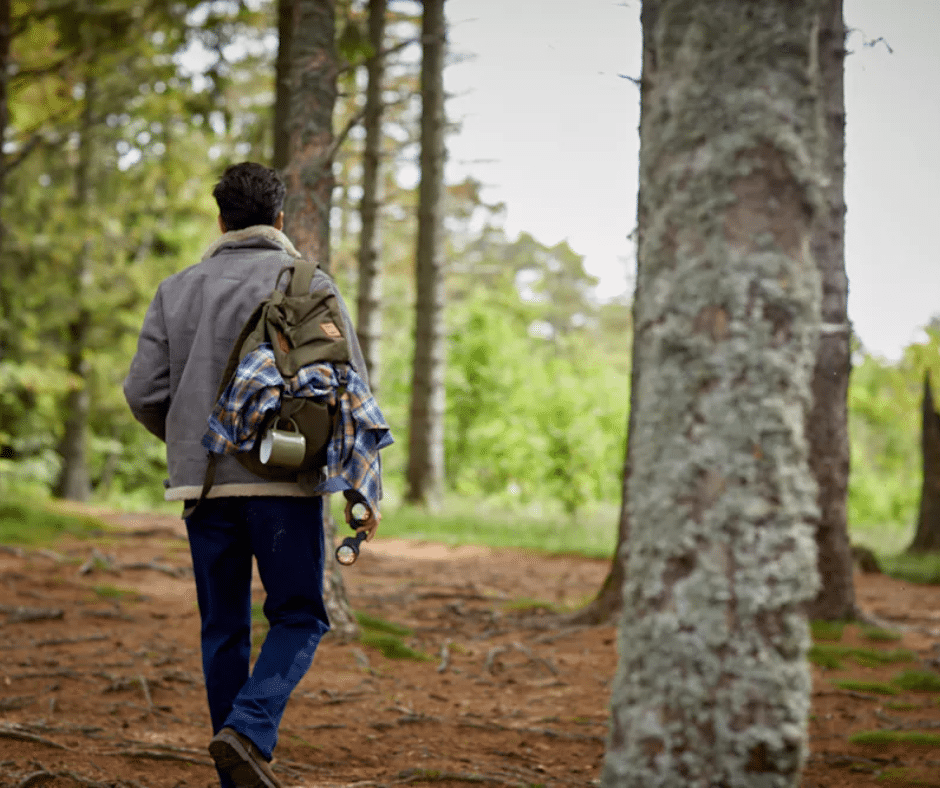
[202,344,392,512]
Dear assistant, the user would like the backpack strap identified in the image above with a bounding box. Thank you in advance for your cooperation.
[284,259,320,297]
[182,452,220,520]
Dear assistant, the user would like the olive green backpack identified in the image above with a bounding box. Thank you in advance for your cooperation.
[185,260,350,515]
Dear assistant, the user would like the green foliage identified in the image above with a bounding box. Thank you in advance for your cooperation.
[847,331,940,541]
[363,498,620,559]
[0,499,108,546]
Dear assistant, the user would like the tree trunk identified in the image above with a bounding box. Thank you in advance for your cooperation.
[279,0,358,638]
[0,0,12,453]
[405,0,446,509]
[806,0,856,620]
[602,2,824,786]
[272,0,294,171]
[567,313,639,625]
[908,374,940,552]
[54,75,95,502]
[282,0,336,274]
[355,0,386,394]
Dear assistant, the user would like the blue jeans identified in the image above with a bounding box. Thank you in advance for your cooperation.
[185,496,330,785]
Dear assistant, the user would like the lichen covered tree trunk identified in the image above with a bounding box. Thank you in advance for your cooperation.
[405,0,446,509]
[908,374,940,553]
[602,2,824,786]
[355,0,387,393]
[806,0,856,621]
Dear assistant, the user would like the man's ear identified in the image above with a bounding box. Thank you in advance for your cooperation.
[218,215,227,234]
[274,211,284,231]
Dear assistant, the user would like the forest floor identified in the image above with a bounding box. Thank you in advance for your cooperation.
[1,507,939,788]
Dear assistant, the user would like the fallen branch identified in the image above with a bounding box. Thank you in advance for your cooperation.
[113,748,213,766]
[0,694,35,711]
[0,722,71,749]
[37,633,109,647]
[1,606,64,623]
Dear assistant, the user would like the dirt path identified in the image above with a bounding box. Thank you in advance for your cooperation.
[1,509,939,787]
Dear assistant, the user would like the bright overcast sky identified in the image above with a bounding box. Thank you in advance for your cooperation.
[443,0,940,361]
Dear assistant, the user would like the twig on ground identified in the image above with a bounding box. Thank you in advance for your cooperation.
[484,645,508,674]
[511,642,558,676]
[437,639,451,673]
[0,722,71,749]
[36,633,109,647]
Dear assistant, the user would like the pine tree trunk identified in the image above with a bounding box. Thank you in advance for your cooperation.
[908,374,940,552]
[0,0,11,455]
[279,0,358,638]
[272,0,294,170]
[602,2,824,785]
[55,76,95,502]
[405,0,446,509]
[806,0,856,620]
[355,0,386,394]
[282,0,336,274]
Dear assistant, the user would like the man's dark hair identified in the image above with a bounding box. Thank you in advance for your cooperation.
[212,162,286,231]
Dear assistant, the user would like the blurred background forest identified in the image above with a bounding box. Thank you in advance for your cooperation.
[0,0,933,559]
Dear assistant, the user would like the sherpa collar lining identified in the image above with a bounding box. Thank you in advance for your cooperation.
[201,225,303,261]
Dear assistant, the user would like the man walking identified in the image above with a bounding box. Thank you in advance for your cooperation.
[124,162,380,788]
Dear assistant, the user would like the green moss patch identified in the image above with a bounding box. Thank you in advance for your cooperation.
[811,620,846,642]
[0,501,110,546]
[355,611,413,637]
[880,553,940,586]
[861,626,903,643]
[835,679,899,696]
[809,644,916,671]
[850,730,940,747]
[360,632,430,661]
[891,670,940,693]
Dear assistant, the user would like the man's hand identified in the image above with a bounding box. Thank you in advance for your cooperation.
[344,499,381,542]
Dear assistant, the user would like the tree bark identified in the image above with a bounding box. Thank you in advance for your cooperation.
[908,374,940,552]
[602,2,824,785]
[272,0,295,170]
[280,0,358,638]
[405,0,446,509]
[806,0,856,619]
[282,0,336,273]
[0,0,11,367]
[54,75,95,502]
[355,0,386,394]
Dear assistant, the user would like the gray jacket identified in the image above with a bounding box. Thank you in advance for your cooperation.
[124,225,369,501]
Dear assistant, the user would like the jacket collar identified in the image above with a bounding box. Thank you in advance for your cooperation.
[201,225,302,261]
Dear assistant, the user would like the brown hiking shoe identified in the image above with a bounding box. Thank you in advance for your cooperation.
[208,727,283,788]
